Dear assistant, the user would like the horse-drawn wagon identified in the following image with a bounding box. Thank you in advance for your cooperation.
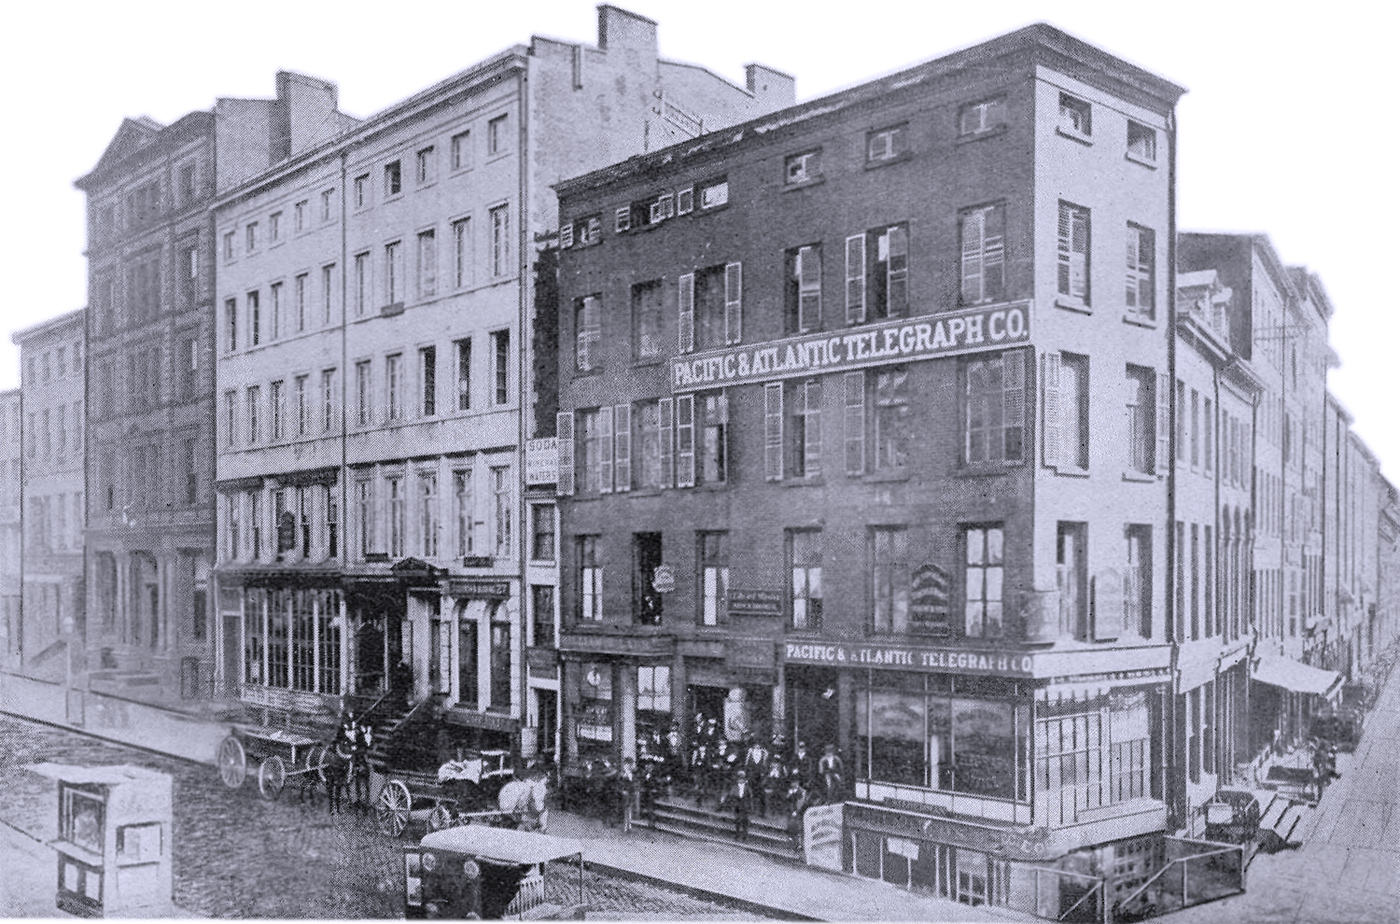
[373,748,516,837]
[216,725,328,800]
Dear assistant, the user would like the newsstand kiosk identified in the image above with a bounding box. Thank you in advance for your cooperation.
[26,763,173,918]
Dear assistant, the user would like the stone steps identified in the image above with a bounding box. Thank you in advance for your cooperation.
[635,796,801,863]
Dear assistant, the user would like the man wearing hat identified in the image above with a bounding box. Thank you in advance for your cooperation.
[721,769,757,841]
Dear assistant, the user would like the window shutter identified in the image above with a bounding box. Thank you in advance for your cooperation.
[845,234,866,323]
[598,406,613,494]
[984,206,1004,303]
[556,411,575,496]
[1156,372,1170,473]
[614,207,631,233]
[1042,351,1062,468]
[1125,225,1140,309]
[560,224,573,249]
[1003,350,1026,462]
[804,379,822,477]
[885,224,909,315]
[724,262,743,345]
[658,397,674,488]
[764,383,784,481]
[844,371,865,476]
[675,394,695,487]
[678,273,695,354]
[798,246,821,332]
[961,210,984,305]
[613,403,631,492]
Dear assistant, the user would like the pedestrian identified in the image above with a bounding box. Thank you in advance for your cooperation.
[784,777,814,850]
[790,740,816,791]
[744,737,770,815]
[817,743,845,804]
[721,769,756,842]
[617,757,638,831]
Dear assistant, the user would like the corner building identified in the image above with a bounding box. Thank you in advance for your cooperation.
[554,25,1184,914]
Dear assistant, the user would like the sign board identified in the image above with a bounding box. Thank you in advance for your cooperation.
[909,564,951,636]
[652,564,676,594]
[727,588,783,617]
[525,438,559,485]
[803,803,844,871]
[449,579,512,599]
[672,302,1031,393]
[784,641,1034,677]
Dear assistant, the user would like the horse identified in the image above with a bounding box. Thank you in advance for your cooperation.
[497,774,549,832]
[310,744,352,815]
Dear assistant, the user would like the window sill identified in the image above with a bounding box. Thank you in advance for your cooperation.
[857,469,911,484]
[631,357,665,368]
[1048,465,1090,479]
[1055,297,1092,315]
[381,302,405,317]
[782,176,826,192]
[1121,312,1157,329]
[382,193,404,204]
[955,124,1007,146]
[781,476,825,487]
[864,152,913,171]
[1121,470,1158,484]
[956,462,1019,477]
[1056,125,1093,146]
[1125,151,1158,169]
[416,180,438,193]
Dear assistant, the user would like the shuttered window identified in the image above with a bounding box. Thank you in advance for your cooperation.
[613,404,631,492]
[658,397,674,488]
[845,235,866,324]
[844,371,866,476]
[1125,224,1154,320]
[675,395,695,487]
[724,262,743,345]
[965,351,1025,464]
[961,204,1006,305]
[1057,202,1090,303]
[576,295,602,371]
[598,405,614,494]
[677,273,695,354]
[765,383,784,482]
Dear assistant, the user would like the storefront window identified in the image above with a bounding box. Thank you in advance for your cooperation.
[574,661,614,759]
[1036,687,1153,826]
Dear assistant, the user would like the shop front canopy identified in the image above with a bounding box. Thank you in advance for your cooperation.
[1251,654,1343,700]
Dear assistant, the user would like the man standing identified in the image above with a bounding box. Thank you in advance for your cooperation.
[722,769,757,842]
[616,757,638,831]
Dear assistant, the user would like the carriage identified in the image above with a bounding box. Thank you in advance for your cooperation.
[403,826,586,919]
[373,748,517,837]
[216,724,331,800]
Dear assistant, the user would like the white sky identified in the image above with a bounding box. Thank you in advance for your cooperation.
[3,2,1396,479]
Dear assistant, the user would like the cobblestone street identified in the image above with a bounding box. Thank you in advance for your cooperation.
[0,714,765,919]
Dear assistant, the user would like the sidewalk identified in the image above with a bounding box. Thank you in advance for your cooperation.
[547,810,1032,923]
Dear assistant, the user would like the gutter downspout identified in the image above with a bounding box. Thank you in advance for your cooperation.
[1165,102,1182,828]
[516,65,531,757]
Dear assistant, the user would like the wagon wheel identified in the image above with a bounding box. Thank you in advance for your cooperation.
[375,779,412,837]
[428,804,454,831]
[218,736,247,789]
[317,744,334,783]
[258,755,287,801]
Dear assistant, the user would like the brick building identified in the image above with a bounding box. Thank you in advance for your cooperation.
[552,23,1187,914]
[211,6,794,754]
[1,388,20,667]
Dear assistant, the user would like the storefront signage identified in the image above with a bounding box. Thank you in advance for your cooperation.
[784,641,1034,677]
[443,708,520,733]
[803,803,844,871]
[727,588,783,617]
[525,438,559,485]
[448,579,512,599]
[671,302,1031,393]
[726,639,776,671]
[652,564,676,594]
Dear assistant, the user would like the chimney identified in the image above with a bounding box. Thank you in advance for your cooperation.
[597,5,658,58]
[745,64,796,111]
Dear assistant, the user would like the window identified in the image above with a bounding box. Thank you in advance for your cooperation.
[965,351,1025,464]
[180,243,200,306]
[861,366,910,473]
[355,478,374,557]
[450,130,471,170]
[959,204,1006,306]
[246,386,261,444]
[385,353,403,421]
[531,504,555,561]
[578,409,603,494]
[294,374,309,436]
[845,224,909,323]
[417,229,437,297]
[577,536,602,622]
[1190,388,1200,469]
[294,200,307,231]
[354,173,369,209]
[490,205,510,277]
[385,240,403,306]
[575,295,602,371]
[632,399,671,490]
[866,123,908,163]
[632,280,663,361]
[699,532,729,626]
[322,263,337,324]
[788,529,822,631]
[353,252,369,316]
[871,527,911,633]
[679,262,741,352]
[1058,522,1088,639]
[246,222,259,253]
[964,525,1004,638]
[250,491,263,559]
[453,469,474,556]
[1058,93,1091,138]
[1057,202,1090,304]
[764,380,821,481]
[355,360,372,426]
[575,215,602,246]
[452,218,471,288]
[784,149,822,185]
[269,211,281,242]
[1127,121,1157,162]
[676,186,694,214]
[492,465,511,557]
[1203,397,1213,474]
[387,475,406,558]
[384,160,402,197]
[1043,352,1088,470]
[247,290,261,345]
[959,97,1006,136]
[1125,366,1156,475]
[786,245,822,333]
[269,282,283,340]
[1125,224,1154,320]
[179,161,197,202]
[321,368,336,433]
[181,335,199,400]
[649,194,674,225]
[295,273,308,332]
[223,390,236,447]
[489,606,512,710]
[419,346,436,416]
[699,178,728,209]
[415,146,435,185]
[320,187,335,221]
[690,392,728,485]
[419,472,438,557]
[454,338,471,411]
[270,379,285,440]
[491,330,509,404]
[487,114,508,156]
[633,533,663,625]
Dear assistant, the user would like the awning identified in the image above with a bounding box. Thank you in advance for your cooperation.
[1251,654,1343,699]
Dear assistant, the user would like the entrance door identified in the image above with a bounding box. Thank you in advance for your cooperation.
[535,690,557,764]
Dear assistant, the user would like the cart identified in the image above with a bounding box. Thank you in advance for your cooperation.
[216,725,328,801]
[375,749,514,837]
[404,826,586,919]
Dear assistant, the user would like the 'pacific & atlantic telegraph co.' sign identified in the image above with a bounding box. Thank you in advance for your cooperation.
[784,641,1034,677]
[672,301,1031,393]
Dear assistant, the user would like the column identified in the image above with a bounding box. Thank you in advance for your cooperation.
[619,661,637,761]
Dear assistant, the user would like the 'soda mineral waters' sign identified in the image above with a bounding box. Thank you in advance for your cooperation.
[672,301,1030,392]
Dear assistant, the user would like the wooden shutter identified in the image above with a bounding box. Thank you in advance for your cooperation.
[798,246,821,332]
[675,394,695,487]
[844,371,866,476]
[559,223,573,249]
[984,206,1004,303]
[556,411,575,496]
[961,209,983,305]
[613,403,631,492]
[678,273,695,354]
[1003,350,1025,462]
[724,262,743,344]
[845,234,866,324]
[885,224,909,315]
[658,397,674,488]
[804,379,822,477]
[1042,351,1062,468]
[598,406,613,494]
[1125,225,1140,309]
[764,383,784,482]
[1156,371,1171,474]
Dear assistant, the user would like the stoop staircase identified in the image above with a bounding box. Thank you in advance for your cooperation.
[635,795,802,862]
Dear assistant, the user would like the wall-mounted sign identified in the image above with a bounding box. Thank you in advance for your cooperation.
[525,438,559,485]
[672,302,1031,393]
[728,588,783,617]
[449,579,512,600]
[784,641,1034,677]
[652,564,676,594]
